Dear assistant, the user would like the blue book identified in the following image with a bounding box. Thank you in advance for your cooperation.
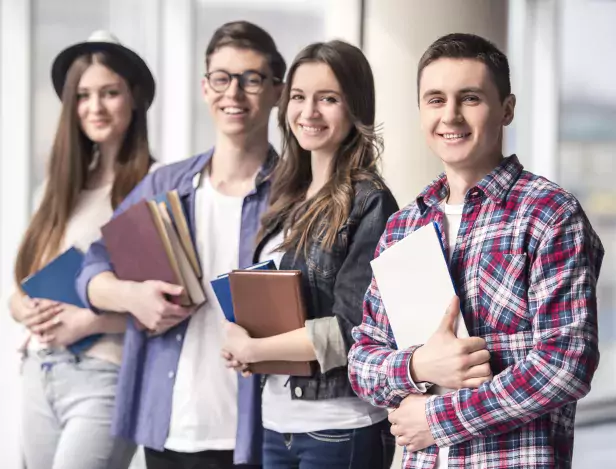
[21,247,103,355]
[211,259,277,322]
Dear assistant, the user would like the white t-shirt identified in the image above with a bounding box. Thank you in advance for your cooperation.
[259,232,387,433]
[165,175,244,452]
[435,202,464,469]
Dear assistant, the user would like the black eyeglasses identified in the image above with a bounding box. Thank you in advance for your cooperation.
[204,70,281,94]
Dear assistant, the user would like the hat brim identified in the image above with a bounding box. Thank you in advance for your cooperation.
[51,41,155,109]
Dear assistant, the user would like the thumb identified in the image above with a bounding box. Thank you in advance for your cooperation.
[154,281,184,297]
[437,296,460,334]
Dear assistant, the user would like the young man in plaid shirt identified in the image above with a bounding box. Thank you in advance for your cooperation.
[348,33,604,469]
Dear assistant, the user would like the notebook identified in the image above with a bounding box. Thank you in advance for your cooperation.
[211,259,276,322]
[229,270,313,376]
[370,222,469,350]
[20,246,103,354]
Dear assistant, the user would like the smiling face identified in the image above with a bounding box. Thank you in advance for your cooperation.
[418,58,515,172]
[77,62,133,146]
[202,46,281,139]
[286,62,353,157]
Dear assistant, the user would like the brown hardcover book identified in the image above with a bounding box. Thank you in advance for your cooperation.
[100,199,191,306]
[229,270,313,376]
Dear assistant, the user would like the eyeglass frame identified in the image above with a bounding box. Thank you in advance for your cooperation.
[203,69,282,94]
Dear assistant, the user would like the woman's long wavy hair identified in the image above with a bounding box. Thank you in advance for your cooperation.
[15,51,152,283]
[258,40,384,255]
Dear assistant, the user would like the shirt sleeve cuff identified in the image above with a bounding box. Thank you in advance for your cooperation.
[306,317,347,373]
[406,346,432,393]
[425,392,474,447]
[76,262,112,314]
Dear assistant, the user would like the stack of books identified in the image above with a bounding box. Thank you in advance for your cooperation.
[101,190,205,306]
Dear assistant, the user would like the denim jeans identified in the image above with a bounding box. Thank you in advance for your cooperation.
[21,350,136,469]
[263,419,395,469]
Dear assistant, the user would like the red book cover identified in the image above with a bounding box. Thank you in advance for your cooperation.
[100,199,189,305]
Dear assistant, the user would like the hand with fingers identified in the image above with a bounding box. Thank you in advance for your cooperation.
[388,296,493,452]
[123,280,195,336]
[410,296,492,389]
[389,395,434,452]
[221,321,254,378]
[36,304,95,347]
[10,294,62,335]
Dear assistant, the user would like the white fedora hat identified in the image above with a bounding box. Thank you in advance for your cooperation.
[51,30,155,108]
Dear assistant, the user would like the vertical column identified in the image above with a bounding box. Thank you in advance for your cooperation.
[0,2,32,468]
[527,0,559,180]
[109,0,163,157]
[324,0,362,46]
[363,0,508,205]
[159,0,195,163]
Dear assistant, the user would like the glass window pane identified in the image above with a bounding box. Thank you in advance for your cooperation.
[558,0,616,344]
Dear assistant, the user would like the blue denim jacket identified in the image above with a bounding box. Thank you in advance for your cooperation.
[76,147,277,465]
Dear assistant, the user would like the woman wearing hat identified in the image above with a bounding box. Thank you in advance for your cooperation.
[9,31,159,469]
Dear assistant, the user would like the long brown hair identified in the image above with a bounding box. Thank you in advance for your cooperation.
[258,40,383,255]
[15,51,152,282]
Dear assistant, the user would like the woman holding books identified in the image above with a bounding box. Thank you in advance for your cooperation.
[222,40,398,469]
[8,31,159,469]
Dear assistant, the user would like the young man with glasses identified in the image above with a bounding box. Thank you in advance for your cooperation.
[76,21,285,469]
[348,33,604,469]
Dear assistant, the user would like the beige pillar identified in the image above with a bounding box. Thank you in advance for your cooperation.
[364,0,508,205]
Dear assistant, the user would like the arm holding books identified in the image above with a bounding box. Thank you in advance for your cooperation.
[366,207,603,452]
[9,290,128,346]
[222,322,317,370]
[88,272,191,333]
[76,173,194,335]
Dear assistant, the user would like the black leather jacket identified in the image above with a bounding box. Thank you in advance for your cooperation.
[254,178,399,400]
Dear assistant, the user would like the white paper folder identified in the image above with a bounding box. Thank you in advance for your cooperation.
[370,222,469,351]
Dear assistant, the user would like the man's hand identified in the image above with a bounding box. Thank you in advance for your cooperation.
[410,296,492,389]
[122,280,194,334]
[389,395,436,451]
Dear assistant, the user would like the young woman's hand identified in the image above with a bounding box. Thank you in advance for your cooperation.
[37,304,95,347]
[9,292,61,331]
[221,350,252,377]
[222,321,255,377]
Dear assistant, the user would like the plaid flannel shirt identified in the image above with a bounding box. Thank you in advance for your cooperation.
[348,156,604,469]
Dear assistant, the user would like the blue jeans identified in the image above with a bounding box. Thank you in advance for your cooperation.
[21,350,136,469]
[263,419,394,469]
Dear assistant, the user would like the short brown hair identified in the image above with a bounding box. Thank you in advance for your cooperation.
[205,21,286,80]
[417,33,511,101]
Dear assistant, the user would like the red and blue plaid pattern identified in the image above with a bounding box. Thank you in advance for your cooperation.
[348,156,604,468]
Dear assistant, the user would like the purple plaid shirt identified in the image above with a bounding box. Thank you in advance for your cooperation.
[348,156,604,468]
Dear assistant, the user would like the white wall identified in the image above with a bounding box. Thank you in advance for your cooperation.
[0,1,31,466]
